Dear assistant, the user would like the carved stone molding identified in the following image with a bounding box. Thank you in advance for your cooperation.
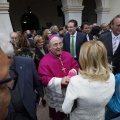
[0,0,8,3]
[61,0,83,6]
[0,2,9,13]
[95,7,110,13]
[62,5,84,13]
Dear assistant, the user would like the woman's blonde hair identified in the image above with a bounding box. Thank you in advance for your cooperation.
[79,40,112,81]
[34,35,43,45]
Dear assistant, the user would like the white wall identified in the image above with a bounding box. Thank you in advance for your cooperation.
[109,0,120,22]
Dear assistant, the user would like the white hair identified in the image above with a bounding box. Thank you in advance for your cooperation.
[0,40,14,56]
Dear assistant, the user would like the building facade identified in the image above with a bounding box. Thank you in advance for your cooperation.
[0,0,120,37]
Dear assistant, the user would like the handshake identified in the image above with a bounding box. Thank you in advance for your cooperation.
[61,69,77,86]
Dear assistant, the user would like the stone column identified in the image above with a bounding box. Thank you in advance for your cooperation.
[61,0,84,26]
[0,0,13,41]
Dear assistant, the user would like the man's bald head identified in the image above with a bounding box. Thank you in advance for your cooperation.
[10,32,18,45]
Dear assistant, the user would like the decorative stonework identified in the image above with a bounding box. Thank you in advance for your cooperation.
[0,0,13,36]
[61,0,84,26]
[0,0,7,3]
[62,6,84,13]
[61,0,83,6]
[95,7,110,13]
[0,2,9,13]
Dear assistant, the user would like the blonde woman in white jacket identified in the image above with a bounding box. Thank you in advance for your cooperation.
[62,40,115,120]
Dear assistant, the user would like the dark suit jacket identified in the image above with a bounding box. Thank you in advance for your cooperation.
[63,31,87,62]
[99,32,120,74]
[9,56,44,119]
[28,38,35,48]
[100,30,111,35]
[34,46,48,70]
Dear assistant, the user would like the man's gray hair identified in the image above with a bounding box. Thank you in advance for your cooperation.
[0,40,14,57]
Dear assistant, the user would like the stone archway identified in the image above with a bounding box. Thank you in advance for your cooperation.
[61,0,110,25]
[21,12,39,31]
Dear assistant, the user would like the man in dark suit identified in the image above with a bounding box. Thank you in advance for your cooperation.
[63,19,87,63]
[99,14,120,75]
[81,22,93,41]
[0,41,44,120]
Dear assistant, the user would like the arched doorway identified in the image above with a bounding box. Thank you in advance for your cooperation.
[21,9,39,31]
[82,0,97,24]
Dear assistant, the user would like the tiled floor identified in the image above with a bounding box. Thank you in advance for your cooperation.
[36,98,69,120]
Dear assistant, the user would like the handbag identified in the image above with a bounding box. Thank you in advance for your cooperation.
[36,98,50,120]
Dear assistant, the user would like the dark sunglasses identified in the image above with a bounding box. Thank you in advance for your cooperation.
[0,68,18,87]
[0,77,13,85]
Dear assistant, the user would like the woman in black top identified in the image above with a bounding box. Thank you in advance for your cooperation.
[34,35,48,70]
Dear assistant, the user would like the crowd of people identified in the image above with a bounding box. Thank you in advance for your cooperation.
[0,14,120,120]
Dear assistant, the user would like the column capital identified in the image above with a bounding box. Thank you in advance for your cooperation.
[62,5,84,13]
[95,7,110,14]
[0,2,9,13]
[61,0,83,6]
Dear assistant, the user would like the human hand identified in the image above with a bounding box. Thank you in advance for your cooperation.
[61,76,70,86]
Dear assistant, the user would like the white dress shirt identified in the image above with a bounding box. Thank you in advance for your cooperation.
[86,34,89,41]
[112,32,120,53]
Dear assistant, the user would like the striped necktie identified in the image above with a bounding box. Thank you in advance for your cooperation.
[113,36,118,54]
[71,35,75,57]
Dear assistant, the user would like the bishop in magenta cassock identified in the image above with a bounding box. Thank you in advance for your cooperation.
[38,34,79,120]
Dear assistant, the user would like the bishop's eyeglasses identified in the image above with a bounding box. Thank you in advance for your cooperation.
[52,42,63,48]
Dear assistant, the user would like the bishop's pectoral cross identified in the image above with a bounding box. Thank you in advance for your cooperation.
[62,67,66,73]
[59,57,66,73]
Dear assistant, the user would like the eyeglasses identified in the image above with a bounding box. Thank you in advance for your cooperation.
[9,68,18,89]
[0,61,17,85]
[52,42,63,48]
[0,77,13,85]
[9,68,18,81]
